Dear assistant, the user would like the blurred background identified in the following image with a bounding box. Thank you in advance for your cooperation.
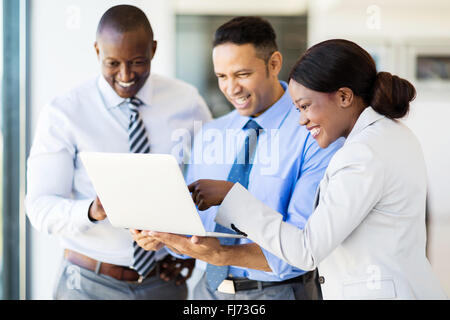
[1,0,449,299]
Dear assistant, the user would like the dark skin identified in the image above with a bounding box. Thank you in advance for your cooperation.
[88,26,195,284]
[146,231,271,272]
[94,26,157,99]
[188,180,235,211]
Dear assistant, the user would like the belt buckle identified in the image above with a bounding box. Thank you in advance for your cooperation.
[137,275,145,284]
[217,279,236,294]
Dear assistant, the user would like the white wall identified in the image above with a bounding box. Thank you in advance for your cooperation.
[28,0,175,299]
[308,0,450,296]
[174,0,307,15]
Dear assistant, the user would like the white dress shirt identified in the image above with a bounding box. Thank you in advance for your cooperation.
[216,107,447,299]
[26,73,212,267]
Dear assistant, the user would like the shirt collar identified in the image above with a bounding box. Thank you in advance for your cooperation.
[231,81,292,131]
[346,106,385,142]
[97,74,153,109]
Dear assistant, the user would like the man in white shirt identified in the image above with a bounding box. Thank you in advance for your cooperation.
[25,5,212,300]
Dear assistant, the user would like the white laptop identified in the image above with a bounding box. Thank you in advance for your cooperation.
[79,152,243,238]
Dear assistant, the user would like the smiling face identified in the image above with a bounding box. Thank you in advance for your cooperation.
[212,43,284,117]
[289,79,359,148]
[95,27,157,99]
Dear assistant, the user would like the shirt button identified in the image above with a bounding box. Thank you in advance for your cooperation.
[319,276,325,284]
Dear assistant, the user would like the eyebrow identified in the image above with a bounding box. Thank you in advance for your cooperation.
[215,69,253,75]
[105,56,148,61]
[294,98,305,104]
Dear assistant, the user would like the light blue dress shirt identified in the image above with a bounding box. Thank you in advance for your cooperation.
[184,81,344,281]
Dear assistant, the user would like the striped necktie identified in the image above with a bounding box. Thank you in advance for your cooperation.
[206,119,262,291]
[127,97,156,279]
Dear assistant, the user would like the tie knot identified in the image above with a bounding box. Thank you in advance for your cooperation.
[127,97,144,108]
[243,119,261,131]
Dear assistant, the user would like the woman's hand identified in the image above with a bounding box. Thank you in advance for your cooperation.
[148,231,226,266]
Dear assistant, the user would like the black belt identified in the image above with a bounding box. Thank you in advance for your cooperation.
[229,272,313,292]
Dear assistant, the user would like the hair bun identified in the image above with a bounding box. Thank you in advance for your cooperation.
[371,72,416,119]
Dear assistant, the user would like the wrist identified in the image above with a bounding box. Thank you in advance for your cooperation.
[225,181,235,194]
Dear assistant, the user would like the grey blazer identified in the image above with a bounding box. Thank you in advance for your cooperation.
[216,107,447,300]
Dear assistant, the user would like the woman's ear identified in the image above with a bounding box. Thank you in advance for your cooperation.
[337,87,354,108]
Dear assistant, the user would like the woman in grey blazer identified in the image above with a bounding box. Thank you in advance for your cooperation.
[179,39,447,299]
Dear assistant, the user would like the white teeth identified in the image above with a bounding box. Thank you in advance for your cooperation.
[235,96,250,105]
[117,80,136,88]
[311,127,321,137]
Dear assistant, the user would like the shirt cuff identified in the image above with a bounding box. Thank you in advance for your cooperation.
[72,198,97,232]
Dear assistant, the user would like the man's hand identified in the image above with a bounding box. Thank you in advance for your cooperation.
[130,229,164,251]
[188,179,235,211]
[159,256,195,286]
[88,196,107,222]
[148,231,225,266]
[131,231,195,285]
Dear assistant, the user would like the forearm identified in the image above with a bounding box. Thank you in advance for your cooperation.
[26,195,95,236]
[26,148,96,235]
[216,183,316,271]
[218,242,272,272]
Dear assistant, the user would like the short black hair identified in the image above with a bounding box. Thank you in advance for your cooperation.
[96,5,153,39]
[213,16,278,63]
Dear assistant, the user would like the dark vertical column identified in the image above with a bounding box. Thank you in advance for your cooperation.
[2,0,21,300]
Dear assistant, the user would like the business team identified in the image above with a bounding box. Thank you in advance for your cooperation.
[26,4,446,300]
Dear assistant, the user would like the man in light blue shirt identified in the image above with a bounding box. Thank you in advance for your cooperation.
[136,16,343,300]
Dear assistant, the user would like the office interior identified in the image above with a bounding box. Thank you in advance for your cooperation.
[0,0,449,299]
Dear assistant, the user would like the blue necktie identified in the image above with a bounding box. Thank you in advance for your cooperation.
[127,97,156,279]
[206,119,262,291]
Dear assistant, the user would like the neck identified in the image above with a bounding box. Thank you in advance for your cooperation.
[252,80,285,118]
[343,103,367,138]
